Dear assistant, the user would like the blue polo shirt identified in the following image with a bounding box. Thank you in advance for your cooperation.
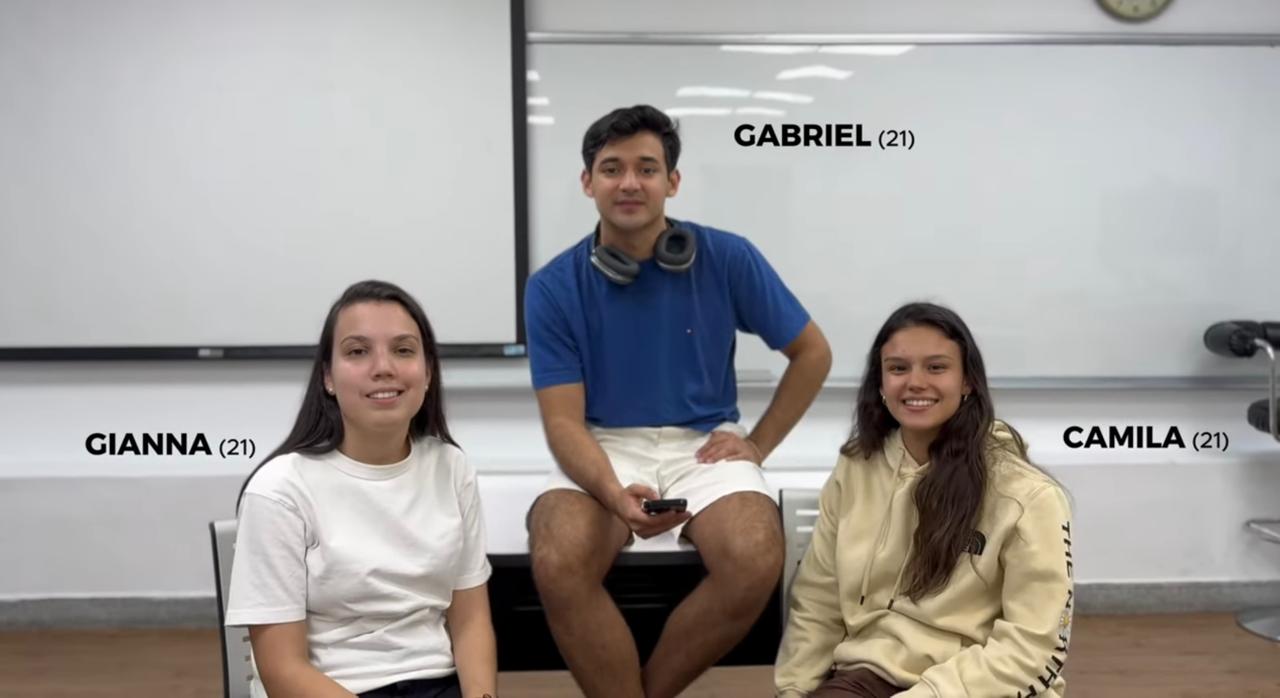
[525,220,809,431]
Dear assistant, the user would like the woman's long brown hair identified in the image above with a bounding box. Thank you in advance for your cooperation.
[842,302,1025,601]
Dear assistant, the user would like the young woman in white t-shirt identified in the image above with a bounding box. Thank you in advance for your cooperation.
[226,280,497,698]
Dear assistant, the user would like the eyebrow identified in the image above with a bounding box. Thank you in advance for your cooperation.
[339,334,421,343]
[598,155,662,165]
[882,354,955,362]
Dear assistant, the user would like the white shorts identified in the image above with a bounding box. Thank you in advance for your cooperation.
[539,422,774,540]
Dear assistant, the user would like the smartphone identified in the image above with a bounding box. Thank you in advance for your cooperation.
[642,498,688,516]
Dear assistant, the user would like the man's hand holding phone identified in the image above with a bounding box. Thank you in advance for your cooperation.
[610,483,691,539]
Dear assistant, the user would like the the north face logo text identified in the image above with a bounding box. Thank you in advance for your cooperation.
[966,530,987,556]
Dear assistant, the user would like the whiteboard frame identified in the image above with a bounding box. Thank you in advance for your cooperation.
[529,32,1280,46]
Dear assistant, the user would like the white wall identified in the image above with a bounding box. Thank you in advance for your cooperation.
[3,0,1280,606]
[3,366,1279,598]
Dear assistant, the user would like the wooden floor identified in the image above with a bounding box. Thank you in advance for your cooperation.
[2,614,1278,697]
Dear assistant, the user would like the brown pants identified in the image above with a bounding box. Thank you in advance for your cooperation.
[809,668,901,698]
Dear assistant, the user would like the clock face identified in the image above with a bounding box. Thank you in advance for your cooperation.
[1098,0,1174,22]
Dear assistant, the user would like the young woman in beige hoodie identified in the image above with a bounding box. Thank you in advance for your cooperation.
[775,303,1073,698]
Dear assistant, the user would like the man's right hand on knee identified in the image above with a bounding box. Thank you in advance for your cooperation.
[608,483,691,539]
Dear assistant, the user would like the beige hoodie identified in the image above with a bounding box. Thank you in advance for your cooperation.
[775,423,1074,697]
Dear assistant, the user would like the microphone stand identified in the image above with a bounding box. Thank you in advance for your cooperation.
[1238,338,1280,640]
[1255,339,1278,442]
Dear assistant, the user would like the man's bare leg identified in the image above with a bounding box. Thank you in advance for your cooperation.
[529,489,639,698]
[640,492,784,698]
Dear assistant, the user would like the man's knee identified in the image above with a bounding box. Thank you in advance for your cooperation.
[528,490,623,594]
[725,518,784,586]
[693,494,784,589]
[530,547,591,602]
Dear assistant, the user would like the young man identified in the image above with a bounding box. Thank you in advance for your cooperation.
[524,105,832,698]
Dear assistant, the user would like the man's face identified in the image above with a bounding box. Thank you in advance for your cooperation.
[582,132,680,234]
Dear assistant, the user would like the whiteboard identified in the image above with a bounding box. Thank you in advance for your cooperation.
[0,0,524,356]
[527,43,1280,379]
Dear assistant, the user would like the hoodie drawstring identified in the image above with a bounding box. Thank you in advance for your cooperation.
[887,536,915,611]
[859,448,908,606]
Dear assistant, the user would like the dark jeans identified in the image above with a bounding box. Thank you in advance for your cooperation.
[358,674,462,698]
[809,668,901,698]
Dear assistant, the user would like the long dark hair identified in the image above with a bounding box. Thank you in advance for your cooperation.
[237,280,457,508]
[842,302,1026,601]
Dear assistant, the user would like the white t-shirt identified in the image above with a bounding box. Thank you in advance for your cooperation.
[224,437,491,696]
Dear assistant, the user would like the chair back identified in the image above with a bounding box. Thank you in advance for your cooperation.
[778,488,822,627]
[210,519,254,698]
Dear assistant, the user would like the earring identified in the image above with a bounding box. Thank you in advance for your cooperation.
[880,392,886,404]
[962,393,969,403]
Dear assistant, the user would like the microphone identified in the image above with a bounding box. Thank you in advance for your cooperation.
[1264,322,1280,348]
[1204,320,1280,443]
[1204,321,1263,358]
[1248,398,1276,434]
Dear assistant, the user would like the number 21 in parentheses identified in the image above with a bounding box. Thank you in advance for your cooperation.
[219,438,256,459]
[879,129,914,150]
[1193,431,1228,452]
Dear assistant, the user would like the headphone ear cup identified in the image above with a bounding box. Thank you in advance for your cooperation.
[654,227,696,273]
[590,245,640,285]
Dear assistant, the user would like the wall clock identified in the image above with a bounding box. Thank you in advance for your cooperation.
[1097,0,1173,22]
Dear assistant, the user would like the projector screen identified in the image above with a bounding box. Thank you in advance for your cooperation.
[0,0,526,359]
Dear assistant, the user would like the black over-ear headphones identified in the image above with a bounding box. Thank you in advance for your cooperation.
[590,220,697,285]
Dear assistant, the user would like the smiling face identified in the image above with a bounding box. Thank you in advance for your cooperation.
[323,301,429,447]
[581,131,680,238]
[880,324,971,452]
